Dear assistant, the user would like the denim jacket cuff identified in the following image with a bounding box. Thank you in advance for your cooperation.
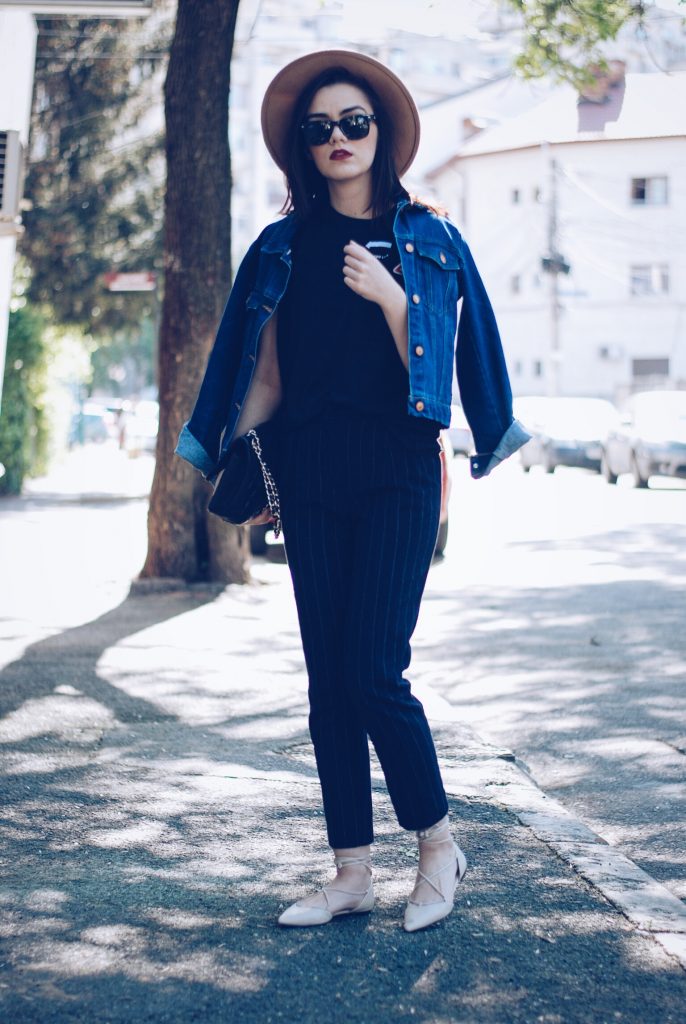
[175,423,216,479]
[470,418,532,479]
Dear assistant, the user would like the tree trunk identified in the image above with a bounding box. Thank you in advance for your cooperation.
[141,0,247,583]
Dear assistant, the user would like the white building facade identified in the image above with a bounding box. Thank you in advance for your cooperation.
[429,71,686,403]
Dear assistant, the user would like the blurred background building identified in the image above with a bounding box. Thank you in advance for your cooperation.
[430,66,686,402]
[1,0,685,437]
[228,0,685,405]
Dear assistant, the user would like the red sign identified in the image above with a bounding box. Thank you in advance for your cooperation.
[104,271,157,292]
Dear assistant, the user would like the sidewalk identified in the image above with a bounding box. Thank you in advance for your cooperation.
[1,547,685,1023]
[22,442,155,503]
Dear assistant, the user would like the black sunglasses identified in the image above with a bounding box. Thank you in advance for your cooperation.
[300,113,377,147]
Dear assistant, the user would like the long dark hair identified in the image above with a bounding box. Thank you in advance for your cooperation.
[280,67,404,220]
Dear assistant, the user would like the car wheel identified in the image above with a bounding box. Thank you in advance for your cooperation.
[434,519,448,559]
[543,449,556,474]
[631,453,649,489]
[601,451,618,485]
[521,458,531,473]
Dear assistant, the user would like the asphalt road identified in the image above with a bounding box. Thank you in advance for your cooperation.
[422,455,686,902]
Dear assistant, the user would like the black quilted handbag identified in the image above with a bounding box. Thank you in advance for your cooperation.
[207,419,281,537]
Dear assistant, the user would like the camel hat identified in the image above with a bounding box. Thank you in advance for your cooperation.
[260,49,421,177]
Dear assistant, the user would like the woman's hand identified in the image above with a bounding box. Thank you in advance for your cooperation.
[342,240,405,313]
[343,240,409,371]
[245,509,274,527]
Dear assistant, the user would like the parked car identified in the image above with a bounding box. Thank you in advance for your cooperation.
[446,404,473,457]
[250,429,455,560]
[124,400,159,456]
[67,402,115,447]
[516,396,620,473]
[601,390,686,487]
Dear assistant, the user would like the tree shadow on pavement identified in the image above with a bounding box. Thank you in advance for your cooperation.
[0,590,216,723]
[419,522,686,901]
[1,566,685,1022]
[2,787,685,1024]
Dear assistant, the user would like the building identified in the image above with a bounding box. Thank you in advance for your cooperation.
[428,69,686,402]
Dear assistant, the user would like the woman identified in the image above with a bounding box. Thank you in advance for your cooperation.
[176,50,529,932]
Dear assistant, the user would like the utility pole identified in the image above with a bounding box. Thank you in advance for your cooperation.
[548,157,561,397]
[541,151,570,397]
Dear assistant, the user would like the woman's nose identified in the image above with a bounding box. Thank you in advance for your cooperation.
[329,123,347,144]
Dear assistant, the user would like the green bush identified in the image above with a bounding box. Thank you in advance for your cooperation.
[0,304,48,495]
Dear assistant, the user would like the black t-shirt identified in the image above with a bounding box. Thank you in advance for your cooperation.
[277,203,440,445]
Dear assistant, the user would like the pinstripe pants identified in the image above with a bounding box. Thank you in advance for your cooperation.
[278,414,449,848]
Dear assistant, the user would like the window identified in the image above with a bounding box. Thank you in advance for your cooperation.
[533,360,544,377]
[511,188,521,204]
[632,357,669,378]
[630,264,669,296]
[510,274,521,295]
[513,359,523,375]
[533,186,542,203]
[630,176,668,205]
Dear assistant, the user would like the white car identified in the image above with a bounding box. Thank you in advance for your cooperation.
[515,396,619,474]
[446,404,473,457]
[124,400,159,456]
[602,390,686,486]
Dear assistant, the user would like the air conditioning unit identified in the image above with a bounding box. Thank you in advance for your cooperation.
[0,130,25,225]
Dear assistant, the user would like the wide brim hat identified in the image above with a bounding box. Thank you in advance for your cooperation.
[261,49,421,177]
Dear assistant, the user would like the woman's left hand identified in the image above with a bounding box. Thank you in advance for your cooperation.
[342,240,405,313]
[245,509,274,527]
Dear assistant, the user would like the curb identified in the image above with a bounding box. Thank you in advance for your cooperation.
[431,718,686,971]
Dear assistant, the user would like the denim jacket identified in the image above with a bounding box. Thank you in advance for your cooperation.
[176,196,530,480]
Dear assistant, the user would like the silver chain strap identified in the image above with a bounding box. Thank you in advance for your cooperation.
[247,429,281,539]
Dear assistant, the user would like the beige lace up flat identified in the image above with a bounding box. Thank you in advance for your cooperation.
[404,820,468,933]
[277,853,374,927]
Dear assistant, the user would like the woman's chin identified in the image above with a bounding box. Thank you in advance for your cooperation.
[321,163,371,185]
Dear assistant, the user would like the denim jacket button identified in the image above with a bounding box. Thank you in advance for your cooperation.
[405,242,414,253]
[412,293,421,304]
[415,400,425,412]
[440,252,447,264]
[415,345,424,356]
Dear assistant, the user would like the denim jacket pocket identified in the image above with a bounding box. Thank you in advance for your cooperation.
[412,240,461,313]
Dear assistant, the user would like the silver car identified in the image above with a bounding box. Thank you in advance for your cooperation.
[602,390,686,487]
[516,396,619,474]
